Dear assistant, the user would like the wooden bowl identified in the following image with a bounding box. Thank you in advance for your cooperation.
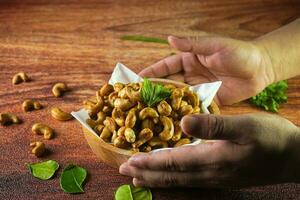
[82,78,220,168]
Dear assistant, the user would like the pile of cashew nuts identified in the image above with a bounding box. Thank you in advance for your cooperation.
[84,82,203,153]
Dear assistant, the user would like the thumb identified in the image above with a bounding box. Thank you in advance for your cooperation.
[181,114,253,142]
[168,35,230,55]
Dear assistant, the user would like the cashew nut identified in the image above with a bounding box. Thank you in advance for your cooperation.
[132,128,153,148]
[141,118,155,130]
[164,84,176,91]
[184,89,199,108]
[140,144,152,152]
[174,138,191,147]
[32,123,54,139]
[125,85,141,101]
[117,126,126,136]
[179,105,194,116]
[171,88,184,110]
[148,137,168,149]
[51,107,73,121]
[111,131,118,143]
[102,105,112,114]
[12,72,30,85]
[124,127,136,143]
[159,116,174,141]
[103,117,117,132]
[108,91,118,107]
[193,106,201,114]
[83,98,104,118]
[99,83,114,97]
[94,124,104,135]
[22,100,43,112]
[30,141,46,157]
[113,82,125,92]
[118,88,128,99]
[113,135,130,149]
[157,100,172,116]
[172,121,182,142]
[125,108,137,128]
[0,113,21,126]
[99,126,112,142]
[139,107,159,120]
[114,98,135,111]
[112,107,125,127]
[52,83,68,97]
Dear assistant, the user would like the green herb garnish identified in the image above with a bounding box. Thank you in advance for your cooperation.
[28,160,59,180]
[141,78,171,107]
[114,184,152,200]
[249,80,288,112]
[60,164,87,194]
[121,35,168,44]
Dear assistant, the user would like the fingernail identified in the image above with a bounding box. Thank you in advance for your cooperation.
[128,154,146,166]
[133,178,145,187]
[181,115,200,136]
[119,163,130,175]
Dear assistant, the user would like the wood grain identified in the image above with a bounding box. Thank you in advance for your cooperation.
[0,0,299,199]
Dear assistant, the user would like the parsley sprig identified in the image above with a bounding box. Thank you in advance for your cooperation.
[141,78,171,107]
[249,80,288,112]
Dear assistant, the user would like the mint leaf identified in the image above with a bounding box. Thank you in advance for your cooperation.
[249,80,288,112]
[28,160,59,180]
[114,184,152,200]
[60,164,87,194]
[141,78,171,107]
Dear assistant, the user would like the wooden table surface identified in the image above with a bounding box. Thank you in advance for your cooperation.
[0,0,300,199]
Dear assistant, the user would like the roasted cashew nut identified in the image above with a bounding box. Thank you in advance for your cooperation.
[94,124,104,135]
[141,118,155,130]
[140,144,152,152]
[113,82,125,92]
[124,127,136,143]
[103,117,117,132]
[22,100,42,112]
[30,141,46,157]
[148,137,168,149]
[52,83,68,97]
[184,89,199,108]
[132,128,153,148]
[0,113,21,126]
[51,107,73,121]
[99,126,113,142]
[12,72,30,85]
[108,91,119,107]
[113,135,130,149]
[99,83,114,97]
[171,121,182,142]
[179,105,194,116]
[32,123,54,139]
[118,88,128,99]
[159,116,174,141]
[112,107,125,127]
[157,100,172,116]
[171,88,184,110]
[125,108,137,128]
[83,98,104,118]
[139,107,159,120]
[174,138,191,147]
[125,85,141,101]
[114,98,135,111]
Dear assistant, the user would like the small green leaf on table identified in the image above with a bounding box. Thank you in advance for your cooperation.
[28,160,59,180]
[60,164,87,194]
[114,184,152,200]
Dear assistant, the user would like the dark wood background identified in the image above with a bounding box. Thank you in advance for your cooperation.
[0,0,299,199]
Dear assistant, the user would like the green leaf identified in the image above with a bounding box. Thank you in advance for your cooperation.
[114,184,152,200]
[249,80,288,112]
[121,35,168,44]
[60,164,87,194]
[141,78,171,107]
[28,160,59,180]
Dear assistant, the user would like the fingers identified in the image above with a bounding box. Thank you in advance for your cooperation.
[120,163,226,188]
[123,142,232,171]
[138,54,183,78]
[168,35,230,55]
[181,114,253,142]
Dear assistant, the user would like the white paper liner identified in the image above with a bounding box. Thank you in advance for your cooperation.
[71,63,222,151]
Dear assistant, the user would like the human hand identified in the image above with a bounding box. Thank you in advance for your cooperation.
[119,113,300,188]
[139,36,275,105]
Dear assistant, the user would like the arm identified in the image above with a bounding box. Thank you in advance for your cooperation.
[254,18,300,83]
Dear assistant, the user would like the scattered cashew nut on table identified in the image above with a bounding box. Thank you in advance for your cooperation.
[51,107,73,121]
[22,100,43,112]
[30,141,46,157]
[12,72,30,85]
[0,113,21,126]
[32,123,54,139]
[52,82,68,97]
